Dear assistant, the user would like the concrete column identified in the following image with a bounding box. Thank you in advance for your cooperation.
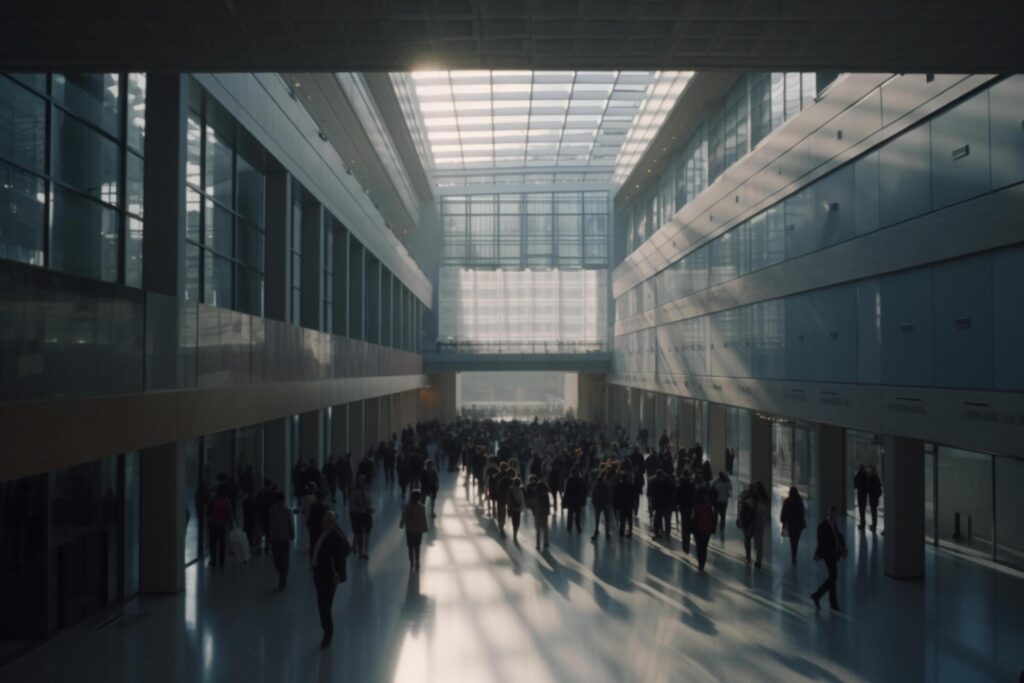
[628,389,641,442]
[332,226,349,336]
[365,398,381,451]
[140,441,185,594]
[331,404,349,455]
[750,413,773,487]
[349,243,365,341]
[350,401,366,459]
[263,418,289,494]
[641,391,655,443]
[426,374,458,423]
[299,410,322,466]
[265,172,291,323]
[681,398,696,447]
[816,424,846,522]
[300,202,324,331]
[708,402,727,472]
[882,435,925,579]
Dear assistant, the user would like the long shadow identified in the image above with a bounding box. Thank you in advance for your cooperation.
[756,645,846,683]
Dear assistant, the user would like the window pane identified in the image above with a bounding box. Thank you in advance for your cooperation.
[126,151,144,217]
[125,216,143,288]
[236,266,263,316]
[50,186,118,282]
[186,114,202,188]
[204,250,233,308]
[995,456,1024,569]
[186,188,202,243]
[52,108,120,206]
[185,243,200,302]
[236,220,264,271]
[51,73,120,136]
[205,126,233,208]
[236,154,264,226]
[0,76,46,173]
[0,161,45,265]
[126,73,146,152]
[204,201,233,256]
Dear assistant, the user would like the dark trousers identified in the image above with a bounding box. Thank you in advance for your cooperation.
[653,508,671,536]
[694,532,711,570]
[680,509,693,553]
[857,494,867,527]
[510,510,522,538]
[271,540,290,587]
[715,501,728,531]
[617,508,633,537]
[567,505,582,531]
[869,503,879,530]
[315,578,338,635]
[591,505,611,537]
[812,558,840,608]
[743,532,753,562]
[209,525,227,567]
[788,529,803,563]
[406,532,423,566]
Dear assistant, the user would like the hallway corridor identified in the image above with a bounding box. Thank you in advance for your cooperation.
[2,470,1020,683]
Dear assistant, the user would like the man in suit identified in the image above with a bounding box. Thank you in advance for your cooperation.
[811,505,847,611]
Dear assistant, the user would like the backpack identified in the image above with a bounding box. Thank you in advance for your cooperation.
[695,505,715,535]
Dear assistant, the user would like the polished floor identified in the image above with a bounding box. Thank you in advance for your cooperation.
[2,470,1021,683]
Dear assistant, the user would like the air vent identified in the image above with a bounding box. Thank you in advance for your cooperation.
[952,144,970,161]
[954,317,971,330]
[899,323,914,334]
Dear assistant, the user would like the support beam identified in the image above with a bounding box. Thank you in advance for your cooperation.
[140,442,185,594]
[817,424,847,522]
[263,418,289,494]
[708,403,727,473]
[883,435,926,579]
[299,410,322,466]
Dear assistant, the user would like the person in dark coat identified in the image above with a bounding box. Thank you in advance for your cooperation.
[563,467,587,533]
[867,467,883,532]
[311,511,350,648]
[337,454,353,505]
[306,491,329,563]
[811,505,847,611]
[675,471,696,554]
[853,464,868,530]
[691,489,716,572]
[613,470,635,539]
[590,470,612,541]
[780,486,807,564]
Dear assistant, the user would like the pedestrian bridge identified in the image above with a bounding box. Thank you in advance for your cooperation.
[422,341,612,373]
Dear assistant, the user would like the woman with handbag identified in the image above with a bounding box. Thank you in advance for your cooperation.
[311,511,350,648]
[780,487,807,565]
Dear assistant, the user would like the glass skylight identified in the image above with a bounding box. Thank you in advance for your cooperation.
[390,70,692,187]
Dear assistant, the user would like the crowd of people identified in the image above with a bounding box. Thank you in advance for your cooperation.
[197,416,881,645]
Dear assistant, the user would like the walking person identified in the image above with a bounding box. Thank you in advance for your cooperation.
[507,478,526,545]
[867,466,883,532]
[676,470,695,554]
[752,481,771,568]
[737,483,756,564]
[267,491,294,590]
[206,485,234,568]
[348,476,374,560]
[811,505,848,611]
[712,471,733,532]
[306,491,329,563]
[422,460,440,518]
[400,490,429,571]
[780,486,806,565]
[692,489,715,572]
[614,469,635,539]
[311,511,350,648]
[590,470,612,541]
[532,478,551,550]
[853,464,868,530]
[563,466,587,533]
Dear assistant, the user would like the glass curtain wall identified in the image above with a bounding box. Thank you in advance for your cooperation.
[184,91,266,315]
[846,430,885,525]
[725,406,751,484]
[0,73,146,284]
[772,420,817,501]
[0,451,140,646]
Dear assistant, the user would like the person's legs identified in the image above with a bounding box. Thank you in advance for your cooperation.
[430,494,436,518]
[743,532,752,563]
[498,503,507,534]
[511,511,521,542]
[317,580,337,645]
[272,541,289,588]
[574,506,582,532]
[754,530,764,567]
[617,509,626,537]
[603,507,612,537]
[789,531,800,564]
[413,538,422,569]
[696,533,709,570]
[716,502,727,532]
[858,499,866,529]
[542,517,549,547]
[681,514,691,553]
[625,510,633,537]
[214,527,227,567]
[591,505,600,539]
[827,559,839,608]
[870,504,878,531]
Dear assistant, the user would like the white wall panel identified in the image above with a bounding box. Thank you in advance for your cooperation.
[993,244,1024,391]
[855,278,882,384]
[930,89,991,210]
[989,76,1024,190]
[852,151,881,236]
[784,292,815,381]
[879,124,931,227]
[932,253,994,389]
[880,267,933,386]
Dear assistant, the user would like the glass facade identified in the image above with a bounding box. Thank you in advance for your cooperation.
[438,267,607,349]
[185,101,266,316]
[618,72,821,258]
[0,452,139,645]
[0,73,146,284]
[441,191,608,268]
